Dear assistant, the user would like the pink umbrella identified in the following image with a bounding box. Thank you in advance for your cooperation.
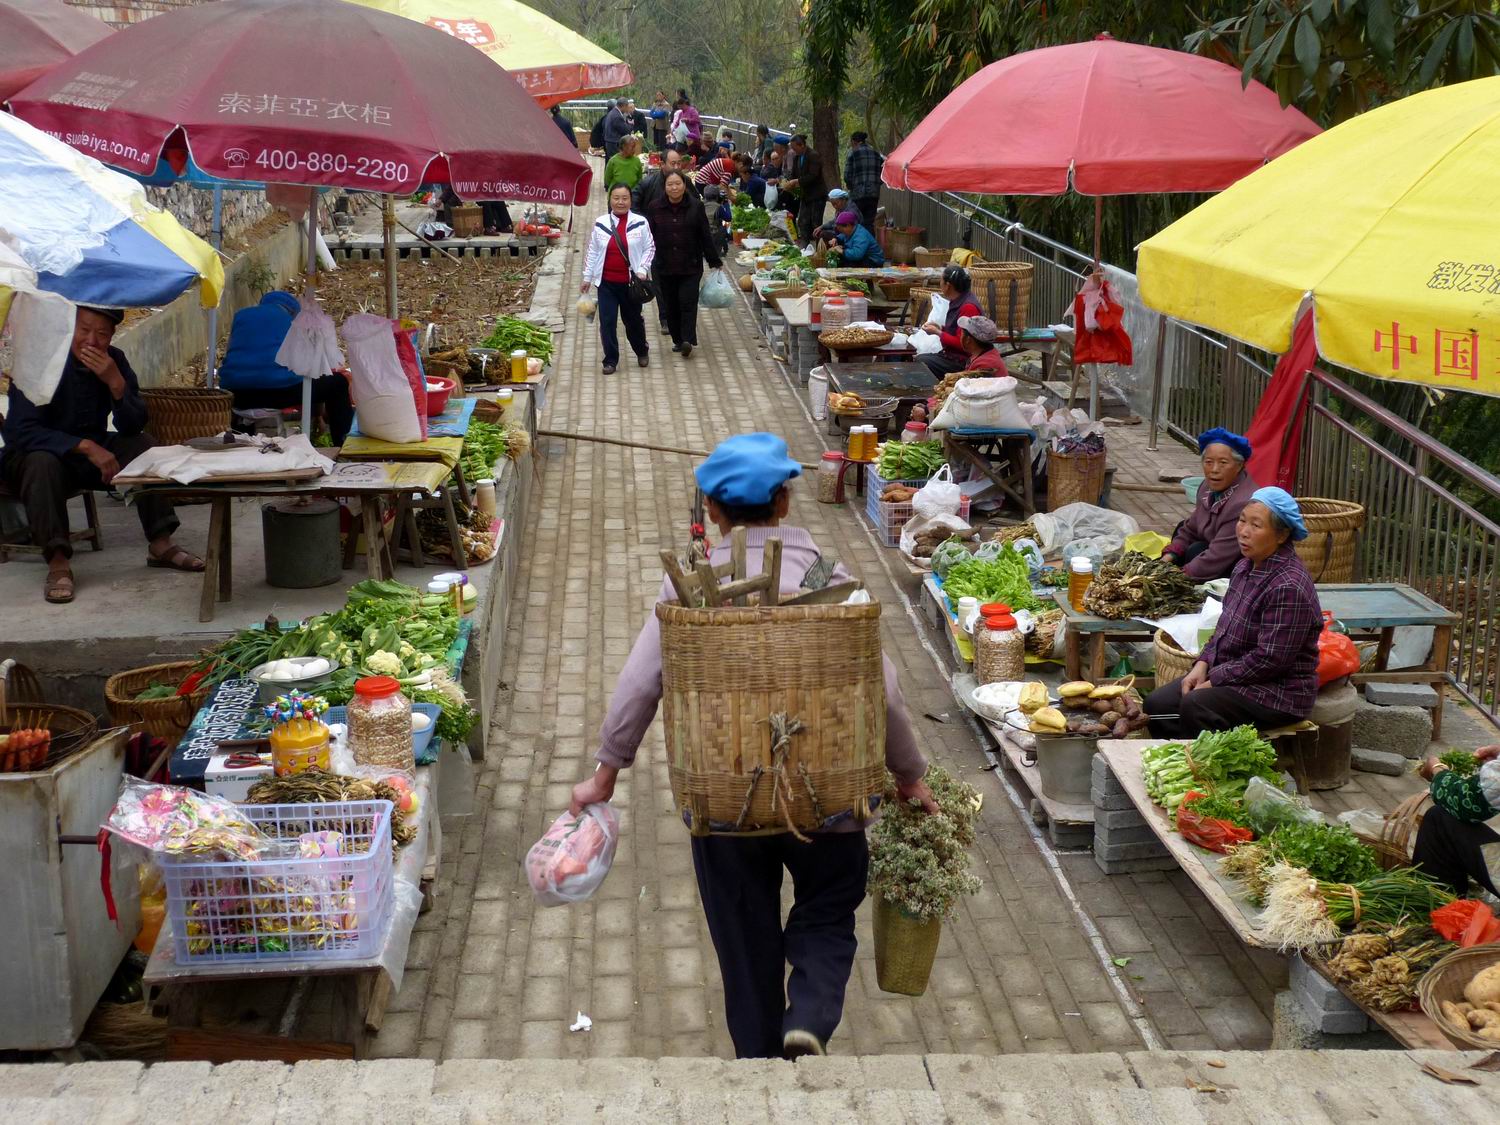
[8,0,590,204]
[0,0,112,102]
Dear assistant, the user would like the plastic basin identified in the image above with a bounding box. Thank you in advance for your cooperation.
[425,375,456,416]
[1181,475,1204,503]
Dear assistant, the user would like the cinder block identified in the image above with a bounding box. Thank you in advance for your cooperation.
[1092,823,1158,847]
[1093,853,1180,876]
[1351,746,1408,777]
[1091,754,1124,788]
[1351,700,1432,759]
[1090,785,1136,812]
[1289,953,1363,1015]
[1093,838,1171,863]
[1094,807,1147,831]
[1364,682,1439,709]
[1048,821,1093,849]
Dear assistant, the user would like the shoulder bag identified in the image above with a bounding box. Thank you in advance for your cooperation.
[611,219,654,305]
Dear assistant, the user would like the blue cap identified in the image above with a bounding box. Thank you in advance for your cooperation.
[1197,427,1251,461]
[1249,487,1308,541]
[694,433,802,506]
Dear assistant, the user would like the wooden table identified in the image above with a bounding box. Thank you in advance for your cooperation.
[942,426,1037,516]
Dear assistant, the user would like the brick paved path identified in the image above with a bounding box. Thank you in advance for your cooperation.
[378,169,1285,1061]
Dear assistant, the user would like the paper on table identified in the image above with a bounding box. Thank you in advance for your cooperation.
[115,433,334,485]
[1137,597,1222,655]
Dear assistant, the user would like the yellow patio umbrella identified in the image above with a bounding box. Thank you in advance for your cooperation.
[1138,77,1500,397]
[347,0,632,106]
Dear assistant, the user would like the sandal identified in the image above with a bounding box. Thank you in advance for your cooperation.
[45,572,75,604]
[147,545,206,572]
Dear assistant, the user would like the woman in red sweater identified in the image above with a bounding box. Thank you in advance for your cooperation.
[920,265,985,377]
[581,184,657,374]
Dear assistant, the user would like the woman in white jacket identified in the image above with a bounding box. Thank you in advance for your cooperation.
[580,184,656,374]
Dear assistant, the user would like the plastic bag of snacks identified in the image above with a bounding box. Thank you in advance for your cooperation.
[526,803,620,906]
[103,779,270,860]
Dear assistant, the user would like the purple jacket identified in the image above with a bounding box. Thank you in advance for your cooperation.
[596,526,927,828]
[1168,469,1259,580]
[1202,545,1322,717]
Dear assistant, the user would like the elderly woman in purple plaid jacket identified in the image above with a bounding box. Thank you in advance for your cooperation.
[1146,487,1323,739]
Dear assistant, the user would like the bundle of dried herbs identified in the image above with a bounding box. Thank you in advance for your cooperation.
[1082,552,1203,619]
[1325,923,1456,1012]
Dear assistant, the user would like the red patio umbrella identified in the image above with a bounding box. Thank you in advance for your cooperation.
[0,0,112,102]
[7,0,591,205]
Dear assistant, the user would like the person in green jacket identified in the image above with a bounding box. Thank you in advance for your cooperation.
[605,135,644,193]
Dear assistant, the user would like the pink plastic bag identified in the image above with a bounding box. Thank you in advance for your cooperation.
[525,804,620,907]
[391,325,429,441]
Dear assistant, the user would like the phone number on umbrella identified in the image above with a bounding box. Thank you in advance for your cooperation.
[240,149,411,183]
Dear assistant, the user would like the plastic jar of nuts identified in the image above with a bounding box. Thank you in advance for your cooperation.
[349,675,414,773]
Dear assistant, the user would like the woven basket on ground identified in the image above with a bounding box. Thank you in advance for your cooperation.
[1293,498,1365,582]
[1153,630,1196,684]
[1046,447,1107,509]
[913,248,950,269]
[908,286,942,327]
[142,388,233,444]
[0,659,43,711]
[1352,790,1428,871]
[821,326,894,352]
[105,661,210,743]
[969,261,1034,336]
[885,227,924,265]
[873,894,942,996]
[657,601,888,837]
[1418,946,1500,1049]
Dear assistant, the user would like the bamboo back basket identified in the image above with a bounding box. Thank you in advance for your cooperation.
[105,660,210,743]
[913,248,950,269]
[1419,945,1500,1049]
[657,601,888,837]
[876,276,921,303]
[1293,498,1365,582]
[1153,630,1196,685]
[142,387,233,444]
[1046,447,1107,509]
[969,261,1034,337]
[885,227,924,265]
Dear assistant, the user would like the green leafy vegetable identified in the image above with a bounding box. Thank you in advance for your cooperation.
[1264,821,1381,885]
[940,548,1045,610]
[1142,726,1280,815]
[877,439,945,481]
[480,316,553,364]
[730,202,770,234]
[133,681,176,702]
[1439,749,1479,777]
[1182,791,1252,829]
[930,538,973,580]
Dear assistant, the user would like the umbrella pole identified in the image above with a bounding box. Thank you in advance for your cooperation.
[1089,196,1103,420]
[1147,311,1168,451]
[383,194,397,319]
[302,187,316,431]
[205,184,223,388]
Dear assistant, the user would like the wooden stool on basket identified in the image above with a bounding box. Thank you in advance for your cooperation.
[656,529,887,839]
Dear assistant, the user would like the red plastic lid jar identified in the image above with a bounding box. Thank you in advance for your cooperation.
[984,613,1018,630]
[979,603,1011,617]
[821,451,845,463]
[354,675,403,698]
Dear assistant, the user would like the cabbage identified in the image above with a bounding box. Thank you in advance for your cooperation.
[931,538,973,580]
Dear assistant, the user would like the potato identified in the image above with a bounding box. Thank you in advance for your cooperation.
[1464,965,1500,1007]
[1100,711,1122,727]
[1466,1009,1500,1030]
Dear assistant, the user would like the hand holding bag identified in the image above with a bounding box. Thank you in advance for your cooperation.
[612,220,654,305]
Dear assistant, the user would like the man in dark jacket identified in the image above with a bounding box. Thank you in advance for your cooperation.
[602,97,633,159]
[784,135,827,242]
[551,105,578,148]
[1,307,202,603]
[843,132,884,232]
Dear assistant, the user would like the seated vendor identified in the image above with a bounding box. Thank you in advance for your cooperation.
[920,265,986,377]
[1,306,203,604]
[1144,488,1322,739]
[954,315,1008,374]
[1161,428,1260,580]
[806,187,851,244]
[824,210,884,266]
[1415,746,1500,898]
[218,291,354,444]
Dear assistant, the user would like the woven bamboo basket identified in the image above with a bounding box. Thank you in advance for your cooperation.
[1418,946,1500,1049]
[913,248,950,269]
[821,327,894,352]
[1153,630,1196,684]
[969,261,1034,335]
[885,227,924,265]
[2,702,99,769]
[1293,498,1365,582]
[908,286,941,326]
[104,661,210,743]
[141,388,233,444]
[1046,447,1107,509]
[872,894,942,996]
[1353,790,1428,871]
[876,276,921,303]
[657,601,887,837]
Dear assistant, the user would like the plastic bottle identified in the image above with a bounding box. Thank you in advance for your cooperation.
[475,479,497,519]
[956,596,980,634]
[846,426,862,460]
[902,421,928,444]
[975,613,1025,685]
[1068,556,1095,612]
[509,348,528,382]
[816,451,845,504]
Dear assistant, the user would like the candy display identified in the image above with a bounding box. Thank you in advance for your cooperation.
[265,693,332,776]
[103,780,269,861]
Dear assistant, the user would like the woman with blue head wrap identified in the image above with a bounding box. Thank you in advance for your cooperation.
[1161,427,1259,580]
[1144,485,1324,739]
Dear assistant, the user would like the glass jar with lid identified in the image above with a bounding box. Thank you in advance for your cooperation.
[817,451,845,504]
[349,675,414,773]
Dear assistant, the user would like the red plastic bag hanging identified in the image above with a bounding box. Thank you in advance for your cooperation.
[1071,273,1133,366]
[391,323,430,442]
[1316,611,1360,686]
[1176,791,1253,853]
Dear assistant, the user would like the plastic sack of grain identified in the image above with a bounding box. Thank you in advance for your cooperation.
[525,803,620,906]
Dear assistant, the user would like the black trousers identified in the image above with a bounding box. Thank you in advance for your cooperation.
[480,201,512,233]
[1414,805,1500,898]
[230,374,355,444]
[3,433,177,562]
[854,196,879,232]
[595,279,647,368]
[691,831,868,1058]
[798,195,827,242]
[657,271,703,347]
[1144,677,1302,740]
[921,351,968,378]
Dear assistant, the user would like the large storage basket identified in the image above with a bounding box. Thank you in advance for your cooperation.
[913,248,950,269]
[865,468,972,547]
[1153,630,1195,685]
[885,227,924,265]
[969,261,1034,336]
[657,602,888,836]
[160,800,394,964]
[1046,447,1107,509]
[1293,498,1365,582]
[876,276,920,303]
[104,661,209,744]
[142,387,233,445]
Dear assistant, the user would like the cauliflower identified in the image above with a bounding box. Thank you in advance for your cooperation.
[399,641,416,659]
[365,650,403,676]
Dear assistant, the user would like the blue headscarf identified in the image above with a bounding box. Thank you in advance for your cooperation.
[1196,427,1252,462]
[1249,487,1308,541]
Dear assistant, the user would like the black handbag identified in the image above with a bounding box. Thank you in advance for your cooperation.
[611,220,654,305]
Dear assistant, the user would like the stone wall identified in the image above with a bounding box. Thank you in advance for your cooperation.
[63,0,202,28]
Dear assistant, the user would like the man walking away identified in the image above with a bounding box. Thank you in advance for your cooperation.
[602,97,632,160]
[551,105,578,149]
[844,132,884,233]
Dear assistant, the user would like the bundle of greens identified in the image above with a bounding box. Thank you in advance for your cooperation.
[1264,821,1381,885]
[1141,726,1280,816]
[867,764,982,923]
[940,547,1045,610]
[459,420,527,483]
[480,316,553,364]
[730,202,770,234]
[1181,791,1252,829]
[1082,552,1204,619]
[930,538,973,581]
[876,439,945,481]
[1439,749,1480,777]
[1325,923,1457,1012]
[1262,862,1455,950]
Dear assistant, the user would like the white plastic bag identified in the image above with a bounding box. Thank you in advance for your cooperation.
[912,464,961,519]
[1030,502,1139,556]
[343,312,421,444]
[909,330,942,355]
[899,510,971,567]
[928,376,1030,432]
[927,293,950,327]
[700,269,734,309]
[275,298,344,379]
[526,803,621,907]
[763,184,779,211]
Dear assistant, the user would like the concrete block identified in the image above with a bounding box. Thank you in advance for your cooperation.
[1093,853,1180,876]
[1271,988,1370,1043]
[48,1062,144,1098]
[1351,746,1408,777]
[1092,823,1158,847]
[1093,806,1146,830]
[1351,700,1432,759]
[1093,838,1171,862]
[1289,954,1362,1016]
[1364,682,1439,709]
[1090,785,1136,812]
[1048,821,1093,849]
[1091,754,1124,789]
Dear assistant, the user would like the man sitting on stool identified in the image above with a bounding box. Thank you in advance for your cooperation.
[1,306,203,604]
[218,291,354,443]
